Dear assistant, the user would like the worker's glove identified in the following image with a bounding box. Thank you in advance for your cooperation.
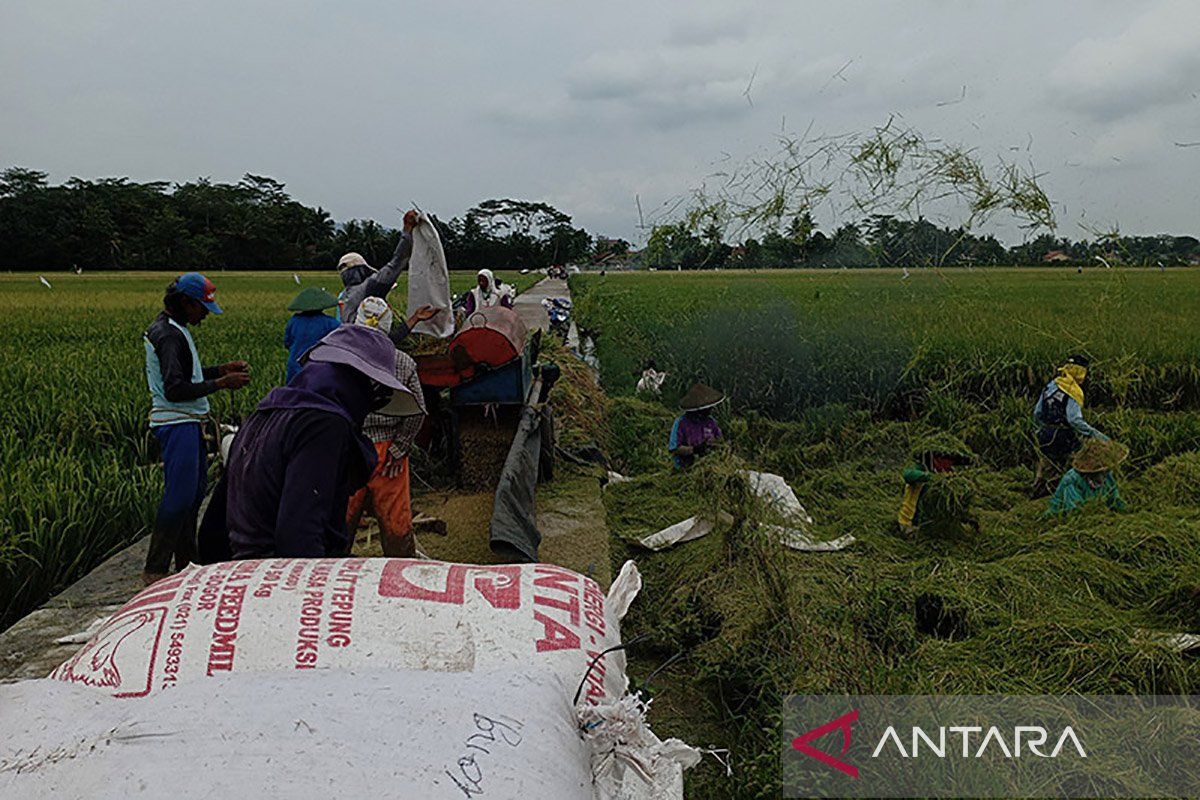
[380,454,406,479]
[675,445,694,457]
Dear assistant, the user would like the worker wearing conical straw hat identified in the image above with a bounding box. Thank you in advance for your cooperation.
[1031,354,1107,497]
[1047,438,1128,514]
[669,383,725,469]
[284,287,340,384]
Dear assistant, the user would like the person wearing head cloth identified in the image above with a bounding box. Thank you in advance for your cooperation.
[1031,354,1108,497]
[141,274,250,584]
[669,383,725,469]
[460,268,516,316]
[225,326,420,559]
[897,434,975,536]
[336,210,438,344]
[345,297,428,556]
[1047,438,1128,515]
[283,286,340,384]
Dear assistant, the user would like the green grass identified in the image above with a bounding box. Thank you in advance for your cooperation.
[568,268,1200,797]
[572,268,1200,416]
[0,269,539,628]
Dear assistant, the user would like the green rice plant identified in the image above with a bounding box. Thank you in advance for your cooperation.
[0,270,540,628]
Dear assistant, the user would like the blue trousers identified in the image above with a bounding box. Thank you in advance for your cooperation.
[146,422,206,573]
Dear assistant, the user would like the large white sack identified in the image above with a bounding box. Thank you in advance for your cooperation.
[49,558,639,706]
[408,211,453,337]
[1,668,594,800]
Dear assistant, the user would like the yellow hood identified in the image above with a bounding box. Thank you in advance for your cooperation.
[1054,363,1086,408]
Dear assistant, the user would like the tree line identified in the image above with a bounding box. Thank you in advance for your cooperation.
[2,166,1196,271]
[0,168,621,271]
[643,213,1200,270]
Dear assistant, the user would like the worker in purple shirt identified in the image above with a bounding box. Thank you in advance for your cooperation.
[224,326,421,559]
[668,383,725,468]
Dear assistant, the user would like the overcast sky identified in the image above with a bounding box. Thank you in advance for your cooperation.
[2,1,1197,243]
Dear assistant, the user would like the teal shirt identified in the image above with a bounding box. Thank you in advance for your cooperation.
[145,319,209,427]
[1048,469,1125,514]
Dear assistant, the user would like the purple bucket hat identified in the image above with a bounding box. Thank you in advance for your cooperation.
[302,326,420,416]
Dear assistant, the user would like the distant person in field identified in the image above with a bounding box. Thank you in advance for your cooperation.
[345,298,428,557]
[336,209,418,338]
[142,273,250,584]
[897,435,976,537]
[669,383,724,469]
[283,287,339,384]
[1047,438,1127,515]
[460,268,515,315]
[225,326,420,559]
[1031,354,1107,497]
[636,360,667,396]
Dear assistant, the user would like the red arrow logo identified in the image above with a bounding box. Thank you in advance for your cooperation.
[791,709,860,779]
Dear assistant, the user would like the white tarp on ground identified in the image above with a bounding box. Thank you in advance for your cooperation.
[48,558,640,707]
[1,668,595,799]
[408,211,453,337]
[638,471,855,552]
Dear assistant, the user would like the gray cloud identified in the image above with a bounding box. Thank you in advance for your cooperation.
[0,0,1194,243]
[1049,0,1200,121]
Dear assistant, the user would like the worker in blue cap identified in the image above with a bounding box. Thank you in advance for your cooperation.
[142,272,250,584]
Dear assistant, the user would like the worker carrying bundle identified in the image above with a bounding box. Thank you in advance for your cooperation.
[1048,437,1128,515]
[1031,354,1107,497]
[897,434,978,537]
[336,209,419,343]
[346,298,428,557]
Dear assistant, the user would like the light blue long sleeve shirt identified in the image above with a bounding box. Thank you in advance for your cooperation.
[1033,381,1105,439]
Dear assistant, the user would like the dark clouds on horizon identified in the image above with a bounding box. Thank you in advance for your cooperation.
[2,0,1197,243]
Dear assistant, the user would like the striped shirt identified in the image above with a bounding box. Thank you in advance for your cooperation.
[361,349,426,460]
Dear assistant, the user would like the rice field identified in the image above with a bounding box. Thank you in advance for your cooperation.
[571,268,1200,417]
[6,266,1200,796]
[569,268,1200,797]
[0,269,538,629]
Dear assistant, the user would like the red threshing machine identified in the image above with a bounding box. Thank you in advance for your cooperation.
[413,307,557,490]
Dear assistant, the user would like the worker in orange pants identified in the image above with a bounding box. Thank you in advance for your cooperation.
[347,442,415,557]
[346,296,434,557]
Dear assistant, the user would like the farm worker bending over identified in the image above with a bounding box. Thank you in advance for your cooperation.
[345,298,428,557]
[1048,438,1127,515]
[283,286,339,384]
[337,209,419,340]
[669,383,724,469]
[225,326,421,559]
[142,273,249,584]
[460,268,515,315]
[897,435,974,536]
[1032,355,1107,497]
